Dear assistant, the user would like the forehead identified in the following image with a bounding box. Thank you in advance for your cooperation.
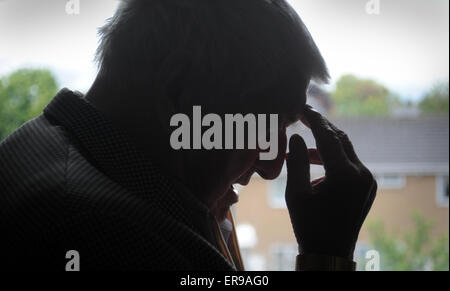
[279,76,311,125]
[254,79,309,126]
[279,76,310,118]
[211,75,311,119]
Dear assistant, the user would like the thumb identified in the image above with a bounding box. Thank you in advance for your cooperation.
[286,135,312,203]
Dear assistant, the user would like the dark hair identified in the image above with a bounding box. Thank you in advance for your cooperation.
[95,0,329,114]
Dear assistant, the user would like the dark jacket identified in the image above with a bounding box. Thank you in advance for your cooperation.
[0,89,235,271]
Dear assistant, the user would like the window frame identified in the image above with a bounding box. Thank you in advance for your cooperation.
[268,176,287,209]
[375,174,406,190]
[436,175,449,208]
[269,243,298,271]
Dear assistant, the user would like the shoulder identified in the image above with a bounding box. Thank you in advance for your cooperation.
[60,191,233,270]
[0,116,233,271]
[0,115,69,197]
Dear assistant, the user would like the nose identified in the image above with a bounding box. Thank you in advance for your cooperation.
[253,130,287,180]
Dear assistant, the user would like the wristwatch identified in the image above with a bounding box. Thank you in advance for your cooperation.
[296,254,357,271]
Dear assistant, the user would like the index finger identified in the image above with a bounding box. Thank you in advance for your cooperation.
[302,106,350,172]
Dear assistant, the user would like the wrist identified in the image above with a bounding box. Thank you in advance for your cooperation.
[298,245,355,261]
[295,253,357,271]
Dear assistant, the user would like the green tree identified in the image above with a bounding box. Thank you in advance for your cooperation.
[366,213,449,271]
[331,74,400,117]
[0,68,59,141]
[419,82,449,114]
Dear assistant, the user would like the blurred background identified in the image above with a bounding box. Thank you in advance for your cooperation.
[0,0,448,271]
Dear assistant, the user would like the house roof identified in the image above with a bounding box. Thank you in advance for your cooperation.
[287,115,449,175]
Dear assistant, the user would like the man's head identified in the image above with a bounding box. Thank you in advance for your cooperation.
[89,0,329,216]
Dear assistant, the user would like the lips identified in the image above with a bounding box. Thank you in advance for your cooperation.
[212,185,239,221]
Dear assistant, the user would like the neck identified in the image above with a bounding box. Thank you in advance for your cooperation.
[84,79,226,208]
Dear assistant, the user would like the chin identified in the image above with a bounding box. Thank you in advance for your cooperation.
[211,184,239,221]
[215,207,230,222]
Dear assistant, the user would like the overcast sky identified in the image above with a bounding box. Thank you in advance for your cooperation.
[0,0,448,101]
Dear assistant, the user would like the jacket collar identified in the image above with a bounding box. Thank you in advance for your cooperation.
[43,88,216,243]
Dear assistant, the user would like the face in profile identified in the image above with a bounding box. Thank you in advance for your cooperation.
[208,77,309,221]
[210,130,288,221]
[209,113,302,221]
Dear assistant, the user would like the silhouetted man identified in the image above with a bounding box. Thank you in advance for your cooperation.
[0,0,376,271]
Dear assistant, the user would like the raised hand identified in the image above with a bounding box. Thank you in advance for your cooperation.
[285,106,377,259]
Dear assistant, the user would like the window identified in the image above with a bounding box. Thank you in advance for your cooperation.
[354,242,371,271]
[436,176,449,208]
[270,244,298,271]
[268,176,287,209]
[268,166,326,209]
[375,175,406,189]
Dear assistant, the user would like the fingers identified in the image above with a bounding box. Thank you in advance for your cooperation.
[302,106,350,173]
[285,149,323,165]
[302,107,363,167]
[325,120,362,166]
[286,135,312,199]
[308,149,323,165]
[311,176,325,187]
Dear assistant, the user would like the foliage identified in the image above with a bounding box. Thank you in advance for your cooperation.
[419,82,449,114]
[366,213,449,271]
[330,74,401,117]
[0,68,59,141]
